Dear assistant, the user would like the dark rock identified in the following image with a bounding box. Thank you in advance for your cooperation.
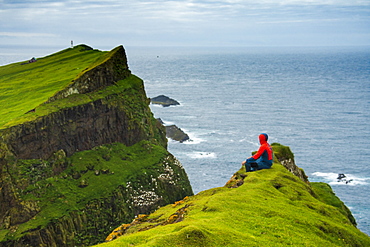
[101,168,110,174]
[72,171,81,179]
[102,153,111,161]
[156,119,189,143]
[165,125,189,143]
[21,57,37,65]
[78,179,89,188]
[86,164,95,170]
[151,95,180,107]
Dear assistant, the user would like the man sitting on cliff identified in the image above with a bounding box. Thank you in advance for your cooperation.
[242,133,273,172]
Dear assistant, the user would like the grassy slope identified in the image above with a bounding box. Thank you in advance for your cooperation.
[2,72,144,128]
[0,45,106,128]
[1,141,169,241]
[0,45,177,243]
[96,164,370,247]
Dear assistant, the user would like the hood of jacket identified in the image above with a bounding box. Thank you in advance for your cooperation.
[259,133,268,144]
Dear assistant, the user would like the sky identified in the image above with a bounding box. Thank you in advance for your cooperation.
[0,0,370,48]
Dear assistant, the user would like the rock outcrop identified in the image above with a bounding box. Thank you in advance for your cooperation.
[165,125,189,143]
[270,143,309,183]
[46,45,131,103]
[0,45,193,246]
[156,119,190,143]
[151,95,180,107]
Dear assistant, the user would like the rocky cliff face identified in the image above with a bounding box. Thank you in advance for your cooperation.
[270,143,309,183]
[46,45,131,103]
[0,45,193,246]
[4,97,152,160]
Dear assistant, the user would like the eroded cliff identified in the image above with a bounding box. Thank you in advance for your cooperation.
[0,45,193,246]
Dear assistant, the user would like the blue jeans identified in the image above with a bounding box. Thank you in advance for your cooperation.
[245,158,272,172]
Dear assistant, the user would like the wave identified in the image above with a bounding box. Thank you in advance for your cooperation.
[238,138,259,146]
[182,129,206,145]
[160,120,176,126]
[312,172,370,186]
[186,152,217,159]
[150,104,164,108]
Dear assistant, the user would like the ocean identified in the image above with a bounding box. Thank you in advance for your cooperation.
[1,45,369,236]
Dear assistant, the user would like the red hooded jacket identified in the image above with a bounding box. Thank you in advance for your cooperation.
[252,133,273,161]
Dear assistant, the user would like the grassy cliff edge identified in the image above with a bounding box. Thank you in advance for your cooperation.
[97,144,370,247]
[0,45,193,246]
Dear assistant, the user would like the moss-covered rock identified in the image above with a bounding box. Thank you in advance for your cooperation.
[271,143,309,183]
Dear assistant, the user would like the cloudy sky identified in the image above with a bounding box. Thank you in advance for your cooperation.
[1,0,369,48]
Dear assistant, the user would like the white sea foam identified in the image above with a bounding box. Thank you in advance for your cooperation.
[238,137,259,146]
[182,130,205,145]
[186,152,217,159]
[161,120,176,126]
[150,103,163,108]
[312,172,370,186]
[150,102,183,108]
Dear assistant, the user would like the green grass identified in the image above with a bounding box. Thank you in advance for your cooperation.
[3,141,170,241]
[2,74,144,128]
[0,45,106,128]
[0,44,177,244]
[96,164,370,247]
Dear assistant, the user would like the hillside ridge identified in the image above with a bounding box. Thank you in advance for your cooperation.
[0,45,193,246]
[98,143,369,247]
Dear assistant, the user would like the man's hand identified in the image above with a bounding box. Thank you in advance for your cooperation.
[242,156,252,165]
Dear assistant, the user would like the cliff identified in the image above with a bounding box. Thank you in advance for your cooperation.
[99,143,370,247]
[0,45,193,246]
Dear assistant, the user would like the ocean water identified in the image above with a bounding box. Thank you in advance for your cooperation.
[126,46,370,236]
[1,45,369,235]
